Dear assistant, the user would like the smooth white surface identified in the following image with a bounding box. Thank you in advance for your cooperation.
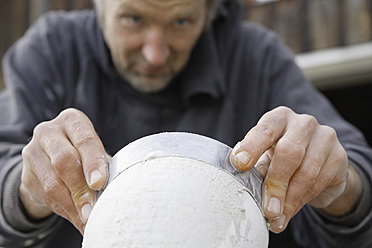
[83,157,268,248]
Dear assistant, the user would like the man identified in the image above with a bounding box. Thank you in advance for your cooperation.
[0,0,371,247]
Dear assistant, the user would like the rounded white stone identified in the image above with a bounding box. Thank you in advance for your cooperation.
[83,157,268,248]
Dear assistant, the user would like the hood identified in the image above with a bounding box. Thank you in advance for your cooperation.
[213,0,245,27]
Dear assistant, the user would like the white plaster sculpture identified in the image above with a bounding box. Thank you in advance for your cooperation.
[82,133,269,248]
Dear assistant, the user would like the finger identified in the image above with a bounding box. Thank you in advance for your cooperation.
[35,126,95,224]
[230,107,290,171]
[25,140,94,225]
[254,148,274,177]
[58,109,108,190]
[268,190,308,234]
[23,142,78,217]
[49,146,95,225]
[20,177,85,234]
[272,128,330,231]
[269,164,323,233]
[33,121,94,218]
[297,126,347,209]
[262,113,319,221]
[271,127,347,233]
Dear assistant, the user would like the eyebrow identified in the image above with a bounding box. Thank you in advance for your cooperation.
[116,3,137,14]
[116,1,201,18]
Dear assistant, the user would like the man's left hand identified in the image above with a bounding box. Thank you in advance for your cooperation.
[229,106,362,233]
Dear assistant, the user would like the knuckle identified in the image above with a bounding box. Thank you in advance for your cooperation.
[290,176,313,192]
[334,145,348,165]
[61,114,97,149]
[275,139,305,162]
[43,180,66,199]
[33,121,53,138]
[299,114,318,130]
[33,121,62,149]
[302,159,322,179]
[59,109,86,129]
[51,150,80,173]
[22,144,30,155]
[318,126,347,166]
[257,123,276,141]
[73,132,97,149]
[21,145,33,161]
[284,200,298,214]
[276,106,292,115]
[320,125,337,142]
[59,108,82,121]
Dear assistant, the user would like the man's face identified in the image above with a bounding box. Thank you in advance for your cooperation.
[102,0,208,93]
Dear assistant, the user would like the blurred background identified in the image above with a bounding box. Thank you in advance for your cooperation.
[1,0,371,144]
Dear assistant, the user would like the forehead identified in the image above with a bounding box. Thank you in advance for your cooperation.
[106,0,207,15]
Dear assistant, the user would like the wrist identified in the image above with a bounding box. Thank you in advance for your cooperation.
[19,183,53,220]
[320,163,363,216]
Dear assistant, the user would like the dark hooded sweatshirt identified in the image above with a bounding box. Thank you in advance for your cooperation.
[1,0,372,247]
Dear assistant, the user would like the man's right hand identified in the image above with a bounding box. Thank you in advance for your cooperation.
[19,108,110,234]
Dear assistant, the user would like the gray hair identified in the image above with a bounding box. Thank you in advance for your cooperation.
[92,0,222,27]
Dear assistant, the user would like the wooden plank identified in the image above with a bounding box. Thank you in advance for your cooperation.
[29,0,44,24]
[245,0,309,53]
[272,0,307,52]
[74,0,94,10]
[0,0,8,90]
[52,0,72,11]
[244,0,372,52]
[1,0,29,89]
[344,0,372,45]
[13,0,30,39]
[0,0,6,60]
[245,2,275,30]
[307,0,341,50]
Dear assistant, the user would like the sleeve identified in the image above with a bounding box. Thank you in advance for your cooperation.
[0,13,69,247]
[259,27,372,247]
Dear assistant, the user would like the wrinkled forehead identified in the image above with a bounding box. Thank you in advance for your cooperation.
[103,0,208,25]
[104,0,208,12]
[95,0,219,25]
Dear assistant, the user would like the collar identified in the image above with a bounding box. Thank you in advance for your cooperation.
[88,12,122,78]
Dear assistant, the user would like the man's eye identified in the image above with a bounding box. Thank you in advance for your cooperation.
[174,18,190,27]
[121,16,142,27]
[128,16,141,23]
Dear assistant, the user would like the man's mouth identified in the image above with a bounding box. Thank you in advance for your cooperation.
[138,65,166,75]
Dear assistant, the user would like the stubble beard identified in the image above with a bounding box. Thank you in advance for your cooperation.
[113,56,176,93]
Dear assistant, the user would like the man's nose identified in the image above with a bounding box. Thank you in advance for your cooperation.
[142,29,170,67]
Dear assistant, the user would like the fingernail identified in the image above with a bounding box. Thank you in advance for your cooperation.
[232,142,252,165]
[89,169,102,186]
[235,151,251,165]
[267,197,281,216]
[81,203,92,224]
[232,142,241,154]
[274,214,286,230]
